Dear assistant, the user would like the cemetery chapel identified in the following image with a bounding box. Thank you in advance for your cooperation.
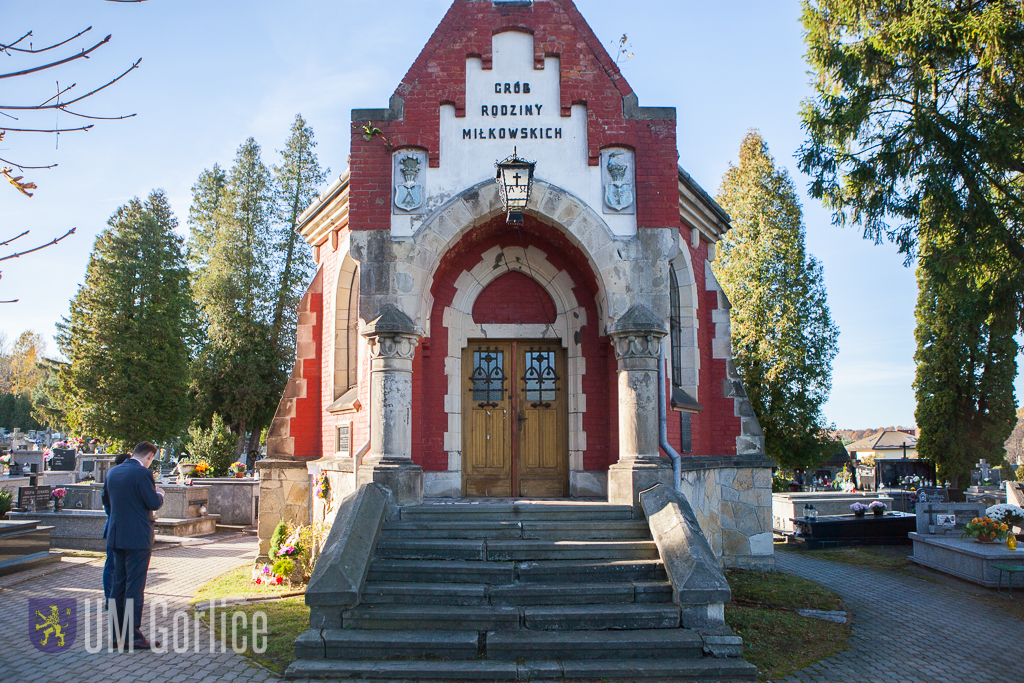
[258,0,776,570]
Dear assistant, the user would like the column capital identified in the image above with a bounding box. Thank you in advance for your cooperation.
[362,305,422,361]
[608,304,667,361]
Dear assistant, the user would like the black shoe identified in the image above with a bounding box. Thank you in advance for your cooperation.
[133,632,161,650]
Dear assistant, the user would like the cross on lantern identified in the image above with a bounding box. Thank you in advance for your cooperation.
[495,148,536,225]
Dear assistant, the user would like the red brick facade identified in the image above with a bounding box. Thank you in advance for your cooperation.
[349,0,679,235]
[278,0,745,483]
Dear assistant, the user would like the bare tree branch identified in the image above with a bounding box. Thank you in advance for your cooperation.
[2,5,147,197]
[0,228,75,262]
[0,124,94,133]
[0,231,29,248]
[0,27,91,55]
[0,59,142,111]
[58,109,136,121]
[0,34,112,80]
[0,157,59,171]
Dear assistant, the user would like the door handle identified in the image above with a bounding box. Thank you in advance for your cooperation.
[517,412,527,431]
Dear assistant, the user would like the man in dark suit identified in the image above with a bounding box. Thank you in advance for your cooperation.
[102,441,164,649]
[102,452,131,609]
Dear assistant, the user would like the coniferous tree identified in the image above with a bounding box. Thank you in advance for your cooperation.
[189,138,284,456]
[270,115,328,354]
[714,130,840,470]
[914,209,1019,487]
[56,191,193,449]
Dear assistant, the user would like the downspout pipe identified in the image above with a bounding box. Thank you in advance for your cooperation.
[659,340,682,492]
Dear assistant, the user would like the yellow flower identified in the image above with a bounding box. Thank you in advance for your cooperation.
[1002,524,1010,531]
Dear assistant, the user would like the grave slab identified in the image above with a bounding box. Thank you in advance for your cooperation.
[910,532,1024,588]
[7,510,108,551]
[772,492,894,533]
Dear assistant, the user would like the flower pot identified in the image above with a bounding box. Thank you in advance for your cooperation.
[854,510,866,518]
[176,462,197,478]
[53,499,63,512]
[235,473,244,479]
[873,509,884,517]
[975,532,997,543]
[788,483,801,492]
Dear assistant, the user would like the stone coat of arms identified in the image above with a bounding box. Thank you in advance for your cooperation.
[604,152,634,212]
[394,155,424,212]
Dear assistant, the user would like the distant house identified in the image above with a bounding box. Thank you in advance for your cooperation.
[846,430,918,462]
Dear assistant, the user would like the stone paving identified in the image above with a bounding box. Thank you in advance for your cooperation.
[0,534,276,683]
[4,538,1022,683]
[777,550,1023,683]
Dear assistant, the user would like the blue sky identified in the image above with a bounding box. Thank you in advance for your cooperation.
[2,0,1020,428]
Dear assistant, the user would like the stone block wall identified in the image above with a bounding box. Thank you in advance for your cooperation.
[677,455,775,570]
[309,457,358,527]
[256,460,312,557]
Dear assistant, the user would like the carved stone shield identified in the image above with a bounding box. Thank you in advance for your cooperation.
[395,183,424,212]
[605,181,634,212]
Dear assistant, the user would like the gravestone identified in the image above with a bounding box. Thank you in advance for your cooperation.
[17,486,52,513]
[12,451,45,474]
[49,448,76,472]
[971,459,1001,487]
[915,501,987,536]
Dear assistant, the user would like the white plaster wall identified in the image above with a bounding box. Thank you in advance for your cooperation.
[392,30,636,238]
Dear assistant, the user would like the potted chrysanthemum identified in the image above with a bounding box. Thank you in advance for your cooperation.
[962,516,1009,544]
[869,501,887,517]
[850,502,869,518]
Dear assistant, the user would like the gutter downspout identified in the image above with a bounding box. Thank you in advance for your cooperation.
[354,440,370,469]
[659,341,682,492]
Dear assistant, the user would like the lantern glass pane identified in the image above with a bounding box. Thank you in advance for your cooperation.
[501,164,531,209]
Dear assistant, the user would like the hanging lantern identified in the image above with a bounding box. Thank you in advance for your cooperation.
[495,148,536,225]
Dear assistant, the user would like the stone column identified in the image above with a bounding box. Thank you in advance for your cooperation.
[607,304,673,511]
[356,305,424,505]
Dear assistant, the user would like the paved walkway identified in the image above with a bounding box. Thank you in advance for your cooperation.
[0,535,276,683]
[776,550,1023,683]
[5,540,1020,683]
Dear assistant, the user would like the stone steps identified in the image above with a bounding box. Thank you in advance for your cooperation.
[397,503,636,522]
[341,603,683,632]
[359,580,673,606]
[375,538,660,561]
[285,658,757,681]
[380,520,653,540]
[294,628,707,662]
[288,501,752,681]
[366,558,668,584]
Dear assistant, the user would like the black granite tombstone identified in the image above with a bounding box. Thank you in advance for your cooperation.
[49,448,76,472]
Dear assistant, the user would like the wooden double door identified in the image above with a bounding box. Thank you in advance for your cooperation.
[462,340,568,498]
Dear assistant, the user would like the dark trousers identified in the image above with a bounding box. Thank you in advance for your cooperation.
[110,548,152,638]
[102,552,115,607]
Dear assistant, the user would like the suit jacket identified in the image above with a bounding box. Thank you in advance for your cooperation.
[102,458,163,550]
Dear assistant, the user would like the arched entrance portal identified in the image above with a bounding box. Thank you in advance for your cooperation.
[463,272,568,497]
[413,216,613,499]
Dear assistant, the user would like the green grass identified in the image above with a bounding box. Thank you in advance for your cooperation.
[726,605,849,681]
[726,568,843,611]
[192,564,303,604]
[725,568,850,681]
[203,598,309,674]
[59,549,106,558]
[797,545,912,572]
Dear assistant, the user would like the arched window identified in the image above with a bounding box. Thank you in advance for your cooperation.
[669,267,682,388]
[329,262,361,413]
[343,266,360,393]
